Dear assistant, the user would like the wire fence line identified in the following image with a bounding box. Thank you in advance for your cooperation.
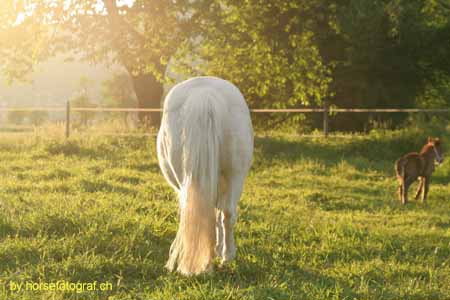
[0,107,449,113]
[1,105,449,138]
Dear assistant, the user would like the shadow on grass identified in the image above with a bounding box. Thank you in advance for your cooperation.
[129,162,160,173]
[304,191,389,212]
[430,171,449,185]
[201,247,361,299]
[254,134,424,172]
[43,140,121,160]
[78,179,138,196]
[68,232,171,283]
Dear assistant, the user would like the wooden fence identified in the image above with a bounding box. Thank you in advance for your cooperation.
[0,102,449,138]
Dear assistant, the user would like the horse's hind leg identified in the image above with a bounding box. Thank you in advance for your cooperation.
[402,183,407,205]
[220,174,246,264]
[215,209,224,257]
[397,180,403,203]
[215,175,229,258]
[403,177,415,205]
[398,177,406,205]
[414,177,424,201]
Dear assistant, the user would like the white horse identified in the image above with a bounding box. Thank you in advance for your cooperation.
[157,76,254,275]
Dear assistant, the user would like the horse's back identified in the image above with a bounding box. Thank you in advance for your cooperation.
[161,76,253,176]
[163,76,249,115]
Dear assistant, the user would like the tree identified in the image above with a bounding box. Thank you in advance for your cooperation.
[71,76,96,126]
[102,72,137,125]
[324,0,450,130]
[7,110,28,125]
[0,0,196,127]
[29,111,48,126]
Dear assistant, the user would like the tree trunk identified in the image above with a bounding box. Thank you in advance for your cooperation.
[103,0,168,128]
[129,73,164,128]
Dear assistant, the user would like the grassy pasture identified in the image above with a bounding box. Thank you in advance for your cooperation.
[0,128,449,300]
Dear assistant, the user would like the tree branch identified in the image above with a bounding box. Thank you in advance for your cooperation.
[437,0,450,11]
[102,0,145,44]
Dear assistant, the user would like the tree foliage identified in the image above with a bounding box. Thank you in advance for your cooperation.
[71,76,96,126]
[174,1,334,127]
[102,72,136,108]
[102,72,137,125]
[7,110,28,125]
[6,110,47,125]
[325,0,450,130]
[174,0,450,130]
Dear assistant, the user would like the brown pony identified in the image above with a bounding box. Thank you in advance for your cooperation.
[395,137,444,205]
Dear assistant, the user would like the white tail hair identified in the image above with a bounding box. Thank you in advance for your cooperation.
[165,88,224,275]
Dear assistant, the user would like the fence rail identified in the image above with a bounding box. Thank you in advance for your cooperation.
[1,107,449,113]
[1,104,449,138]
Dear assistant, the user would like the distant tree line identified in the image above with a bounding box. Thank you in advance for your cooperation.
[1,0,449,131]
[7,110,48,126]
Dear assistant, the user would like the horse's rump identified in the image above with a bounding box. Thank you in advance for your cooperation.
[395,152,423,179]
[395,157,407,179]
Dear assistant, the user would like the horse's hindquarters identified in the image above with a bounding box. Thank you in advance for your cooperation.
[157,76,253,275]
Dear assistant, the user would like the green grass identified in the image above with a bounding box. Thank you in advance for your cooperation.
[0,129,449,300]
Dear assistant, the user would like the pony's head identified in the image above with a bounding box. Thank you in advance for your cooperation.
[428,137,444,165]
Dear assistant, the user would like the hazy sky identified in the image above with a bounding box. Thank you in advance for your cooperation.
[0,57,123,107]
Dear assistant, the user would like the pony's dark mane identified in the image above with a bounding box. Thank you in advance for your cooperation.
[419,143,434,155]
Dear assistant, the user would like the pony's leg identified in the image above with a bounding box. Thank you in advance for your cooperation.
[400,178,406,205]
[414,177,424,201]
[221,174,246,264]
[422,176,430,203]
[403,177,415,205]
[397,178,403,203]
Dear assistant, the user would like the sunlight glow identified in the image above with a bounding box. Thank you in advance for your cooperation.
[13,0,137,25]
[118,0,135,7]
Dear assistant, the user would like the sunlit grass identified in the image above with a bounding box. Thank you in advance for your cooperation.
[0,128,449,299]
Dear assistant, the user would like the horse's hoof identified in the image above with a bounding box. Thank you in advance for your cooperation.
[221,248,236,265]
[205,262,214,273]
[215,244,224,258]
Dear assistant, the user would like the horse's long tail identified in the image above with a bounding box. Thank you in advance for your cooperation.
[395,157,408,204]
[165,88,223,275]
[395,157,407,179]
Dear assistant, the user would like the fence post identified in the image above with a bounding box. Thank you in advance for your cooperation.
[65,100,71,139]
[323,100,329,138]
